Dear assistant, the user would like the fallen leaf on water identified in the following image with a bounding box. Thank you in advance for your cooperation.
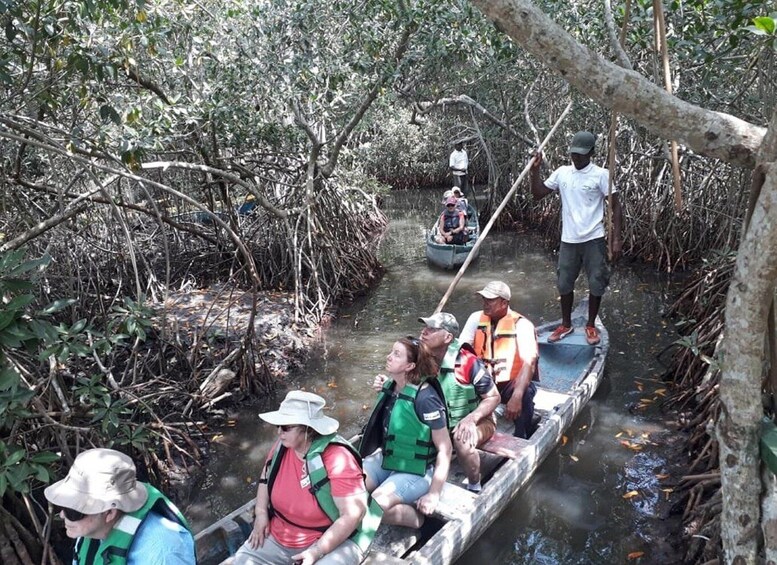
[362,404,369,410]
[327,382,338,388]
[246,476,252,483]
[627,551,644,560]
[561,435,568,446]
[623,490,640,499]
[579,424,588,431]
[569,455,579,462]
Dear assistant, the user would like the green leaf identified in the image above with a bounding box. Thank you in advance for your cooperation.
[39,298,77,316]
[0,368,20,391]
[753,16,775,35]
[4,293,36,311]
[7,254,51,277]
[70,319,87,334]
[5,448,25,466]
[30,451,60,464]
[99,104,122,125]
[0,309,17,332]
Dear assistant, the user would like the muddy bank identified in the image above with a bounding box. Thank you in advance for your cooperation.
[155,284,322,500]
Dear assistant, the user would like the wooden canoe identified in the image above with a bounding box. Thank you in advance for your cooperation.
[425,204,480,270]
[194,301,608,565]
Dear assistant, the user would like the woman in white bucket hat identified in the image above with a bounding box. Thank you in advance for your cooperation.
[234,391,380,565]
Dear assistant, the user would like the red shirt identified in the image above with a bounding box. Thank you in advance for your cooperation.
[268,444,366,548]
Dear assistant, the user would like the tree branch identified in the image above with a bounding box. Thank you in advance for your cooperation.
[470,0,765,167]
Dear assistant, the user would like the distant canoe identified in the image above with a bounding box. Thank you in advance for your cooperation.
[425,204,480,270]
[194,301,608,565]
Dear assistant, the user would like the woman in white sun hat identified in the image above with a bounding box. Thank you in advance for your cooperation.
[233,390,381,565]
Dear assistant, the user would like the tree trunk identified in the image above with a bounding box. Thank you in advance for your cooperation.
[718,111,777,563]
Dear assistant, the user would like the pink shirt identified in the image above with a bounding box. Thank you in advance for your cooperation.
[268,444,366,548]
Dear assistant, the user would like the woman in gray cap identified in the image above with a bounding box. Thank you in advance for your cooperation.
[234,390,379,565]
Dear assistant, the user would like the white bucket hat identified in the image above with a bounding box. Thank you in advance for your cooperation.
[44,448,148,514]
[259,391,339,435]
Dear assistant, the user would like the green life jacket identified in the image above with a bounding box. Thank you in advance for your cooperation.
[75,483,191,565]
[266,434,382,553]
[438,339,479,429]
[359,380,439,476]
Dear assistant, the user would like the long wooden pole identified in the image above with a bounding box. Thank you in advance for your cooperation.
[434,100,573,314]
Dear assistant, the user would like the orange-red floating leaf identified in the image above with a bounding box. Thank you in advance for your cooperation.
[627,551,644,560]
[623,490,640,499]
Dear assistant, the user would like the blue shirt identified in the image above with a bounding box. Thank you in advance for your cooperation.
[73,512,195,565]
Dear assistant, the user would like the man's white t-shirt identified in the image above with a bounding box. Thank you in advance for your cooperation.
[544,162,616,244]
[449,149,468,176]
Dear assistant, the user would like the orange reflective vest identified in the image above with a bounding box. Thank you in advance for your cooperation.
[472,309,538,384]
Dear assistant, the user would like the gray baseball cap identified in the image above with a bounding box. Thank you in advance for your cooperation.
[569,131,596,155]
[418,312,459,335]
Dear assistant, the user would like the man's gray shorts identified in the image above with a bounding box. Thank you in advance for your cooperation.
[557,238,610,296]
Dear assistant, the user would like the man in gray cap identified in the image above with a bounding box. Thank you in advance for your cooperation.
[419,312,499,492]
[44,448,195,564]
[529,131,623,345]
[460,281,539,439]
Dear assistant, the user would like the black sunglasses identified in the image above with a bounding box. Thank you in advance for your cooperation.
[57,506,87,521]
[278,424,298,432]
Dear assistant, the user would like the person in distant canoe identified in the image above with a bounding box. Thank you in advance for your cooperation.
[234,391,380,565]
[44,448,195,565]
[359,337,452,528]
[460,281,540,439]
[451,186,468,214]
[419,312,500,494]
[529,131,623,345]
[449,140,469,197]
[435,196,467,245]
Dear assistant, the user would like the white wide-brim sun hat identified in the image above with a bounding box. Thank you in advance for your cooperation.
[259,390,339,435]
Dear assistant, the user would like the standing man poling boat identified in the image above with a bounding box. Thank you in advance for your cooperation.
[418,313,500,493]
[529,130,623,345]
[460,281,539,439]
[449,140,469,197]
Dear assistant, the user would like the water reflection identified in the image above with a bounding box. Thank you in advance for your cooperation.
[189,188,682,564]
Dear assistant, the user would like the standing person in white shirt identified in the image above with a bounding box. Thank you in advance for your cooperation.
[449,140,469,197]
[529,131,623,345]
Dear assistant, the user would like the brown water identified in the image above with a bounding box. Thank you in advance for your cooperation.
[187,188,684,564]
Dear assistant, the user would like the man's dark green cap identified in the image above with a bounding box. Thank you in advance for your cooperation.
[569,131,596,155]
